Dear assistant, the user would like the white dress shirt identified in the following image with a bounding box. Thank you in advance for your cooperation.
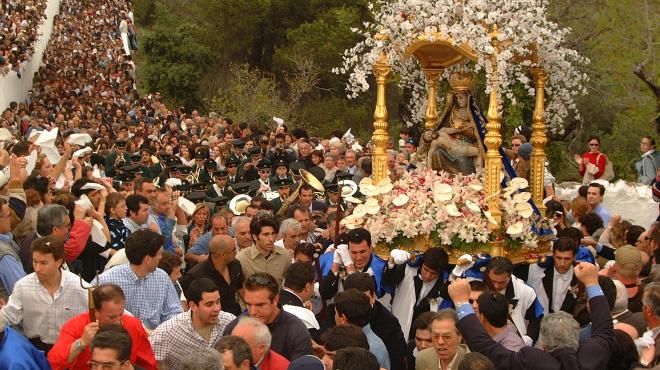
[0,271,88,343]
[552,266,574,314]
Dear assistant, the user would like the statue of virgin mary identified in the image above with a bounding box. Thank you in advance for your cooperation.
[423,71,486,174]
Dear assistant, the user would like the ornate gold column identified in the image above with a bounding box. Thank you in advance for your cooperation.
[371,51,391,183]
[530,67,548,213]
[423,68,442,131]
[485,30,504,257]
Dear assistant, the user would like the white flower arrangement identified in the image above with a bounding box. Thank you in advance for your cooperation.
[341,169,546,252]
[333,0,589,133]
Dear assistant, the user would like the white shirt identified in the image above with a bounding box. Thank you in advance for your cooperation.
[417,277,438,306]
[0,271,88,343]
[552,266,574,313]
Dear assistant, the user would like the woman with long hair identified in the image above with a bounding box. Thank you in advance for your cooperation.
[185,204,211,251]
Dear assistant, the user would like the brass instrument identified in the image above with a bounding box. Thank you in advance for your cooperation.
[229,194,252,216]
[276,168,325,217]
[187,166,202,184]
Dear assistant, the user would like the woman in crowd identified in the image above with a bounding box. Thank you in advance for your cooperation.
[576,135,609,183]
[185,203,210,250]
[311,150,324,167]
[545,199,567,231]
[636,136,660,185]
[569,196,590,229]
[320,153,338,182]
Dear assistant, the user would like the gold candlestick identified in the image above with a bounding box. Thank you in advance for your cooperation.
[530,67,548,213]
[484,28,503,232]
[371,51,392,183]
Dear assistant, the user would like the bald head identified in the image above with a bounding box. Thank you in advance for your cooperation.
[209,235,236,255]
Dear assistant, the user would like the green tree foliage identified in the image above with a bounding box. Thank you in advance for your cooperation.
[139,4,212,109]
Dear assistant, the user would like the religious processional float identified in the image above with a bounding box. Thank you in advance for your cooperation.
[334,0,588,263]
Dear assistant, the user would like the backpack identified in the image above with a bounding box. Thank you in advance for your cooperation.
[597,153,615,181]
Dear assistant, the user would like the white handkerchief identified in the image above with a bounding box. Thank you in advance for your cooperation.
[178,197,196,216]
[81,182,106,191]
[75,194,93,211]
[0,128,13,141]
[35,127,58,147]
[41,146,61,164]
[35,128,61,163]
[91,219,108,246]
[92,165,102,179]
[73,147,92,158]
[165,178,182,188]
[67,133,93,146]
[54,173,66,190]
[26,150,37,174]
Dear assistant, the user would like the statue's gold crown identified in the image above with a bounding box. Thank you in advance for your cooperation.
[448,71,475,92]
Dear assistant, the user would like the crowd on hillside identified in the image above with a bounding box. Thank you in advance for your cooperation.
[2,0,660,370]
[0,0,48,76]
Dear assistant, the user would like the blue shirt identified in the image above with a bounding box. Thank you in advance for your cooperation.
[188,231,213,255]
[150,210,176,253]
[106,217,129,250]
[98,264,182,329]
[0,254,25,295]
[0,326,51,370]
[592,204,611,225]
[363,323,390,370]
[0,233,25,295]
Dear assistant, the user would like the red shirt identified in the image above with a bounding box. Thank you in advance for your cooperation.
[261,350,290,370]
[579,151,606,179]
[47,313,158,370]
[65,219,92,263]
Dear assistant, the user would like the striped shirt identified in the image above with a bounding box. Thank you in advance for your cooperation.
[98,264,182,330]
[0,271,88,344]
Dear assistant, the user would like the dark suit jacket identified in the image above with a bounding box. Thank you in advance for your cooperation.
[280,289,304,307]
[371,301,407,370]
[540,265,580,315]
[457,295,613,370]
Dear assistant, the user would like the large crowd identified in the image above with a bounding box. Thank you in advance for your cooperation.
[0,0,47,76]
[1,1,660,370]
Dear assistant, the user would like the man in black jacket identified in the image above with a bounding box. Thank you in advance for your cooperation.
[344,272,407,370]
[447,262,613,370]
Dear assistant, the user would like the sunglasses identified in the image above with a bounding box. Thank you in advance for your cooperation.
[227,164,237,168]
[589,143,599,147]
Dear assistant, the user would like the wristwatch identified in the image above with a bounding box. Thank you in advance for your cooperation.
[74,339,84,351]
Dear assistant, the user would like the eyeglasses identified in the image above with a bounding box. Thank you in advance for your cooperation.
[637,236,652,243]
[512,143,521,147]
[589,143,599,147]
[432,333,456,342]
[227,165,237,168]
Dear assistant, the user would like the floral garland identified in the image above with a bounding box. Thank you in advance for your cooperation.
[341,169,550,252]
[333,0,589,133]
